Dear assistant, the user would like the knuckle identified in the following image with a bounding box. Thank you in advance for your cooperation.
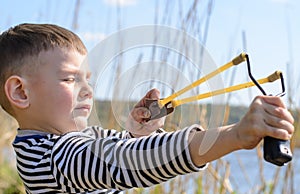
[247,112,260,125]
[250,99,262,111]
[254,95,263,103]
[269,128,279,137]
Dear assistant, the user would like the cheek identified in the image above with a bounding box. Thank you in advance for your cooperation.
[57,88,75,109]
[48,85,75,112]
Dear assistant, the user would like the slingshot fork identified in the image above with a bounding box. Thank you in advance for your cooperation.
[145,52,285,121]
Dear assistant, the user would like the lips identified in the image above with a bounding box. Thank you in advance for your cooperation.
[76,104,91,109]
[74,104,92,114]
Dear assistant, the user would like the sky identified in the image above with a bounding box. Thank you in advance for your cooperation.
[1,0,300,107]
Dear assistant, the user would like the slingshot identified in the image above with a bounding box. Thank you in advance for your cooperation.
[145,52,285,121]
[145,52,292,166]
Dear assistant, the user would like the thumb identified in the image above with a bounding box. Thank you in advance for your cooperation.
[130,107,151,123]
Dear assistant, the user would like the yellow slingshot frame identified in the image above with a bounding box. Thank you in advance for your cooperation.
[145,52,286,121]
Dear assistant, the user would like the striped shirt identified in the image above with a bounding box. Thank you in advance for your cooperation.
[12,125,206,193]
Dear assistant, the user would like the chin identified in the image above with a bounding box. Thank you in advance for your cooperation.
[74,118,88,131]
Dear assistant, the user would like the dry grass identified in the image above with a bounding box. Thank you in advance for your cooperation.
[0,107,24,193]
[1,1,299,193]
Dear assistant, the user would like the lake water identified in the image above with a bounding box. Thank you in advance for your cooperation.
[136,148,300,194]
[217,148,300,194]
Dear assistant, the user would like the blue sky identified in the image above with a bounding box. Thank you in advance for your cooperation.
[1,0,299,107]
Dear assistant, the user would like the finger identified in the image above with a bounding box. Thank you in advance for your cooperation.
[263,125,293,140]
[135,88,160,108]
[263,104,294,124]
[261,96,294,124]
[126,115,165,137]
[261,95,286,108]
[263,113,294,135]
[145,118,165,129]
[147,88,160,99]
[130,107,151,122]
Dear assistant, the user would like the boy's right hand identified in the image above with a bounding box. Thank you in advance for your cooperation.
[234,95,294,150]
[125,88,166,137]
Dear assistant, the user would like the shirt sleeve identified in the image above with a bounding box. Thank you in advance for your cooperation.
[51,124,207,192]
[81,126,131,139]
[81,126,166,139]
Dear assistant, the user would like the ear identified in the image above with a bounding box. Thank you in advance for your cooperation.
[4,75,30,109]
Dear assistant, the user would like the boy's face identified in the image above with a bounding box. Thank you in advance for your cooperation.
[26,47,92,134]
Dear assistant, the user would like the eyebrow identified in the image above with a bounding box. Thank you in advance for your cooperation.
[59,66,91,76]
[58,68,79,76]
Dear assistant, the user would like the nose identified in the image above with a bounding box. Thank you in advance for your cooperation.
[79,81,93,99]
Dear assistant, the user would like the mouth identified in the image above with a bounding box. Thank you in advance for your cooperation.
[74,104,92,114]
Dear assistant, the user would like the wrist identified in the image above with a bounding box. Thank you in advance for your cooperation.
[129,128,164,138]
[228,123,244,150]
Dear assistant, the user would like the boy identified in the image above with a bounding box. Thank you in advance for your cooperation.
[0,23,294,193]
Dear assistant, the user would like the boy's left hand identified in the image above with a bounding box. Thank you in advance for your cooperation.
[126,88,165,137]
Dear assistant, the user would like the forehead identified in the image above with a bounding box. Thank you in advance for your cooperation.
[37,47,89,72]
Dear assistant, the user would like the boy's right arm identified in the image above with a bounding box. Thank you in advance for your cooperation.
[50,96,293,192]
[52,125,205,192]
[188,95,294,166]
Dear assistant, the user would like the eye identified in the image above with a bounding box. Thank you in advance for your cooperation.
[88,81,94,87]
[62,78,75,82]
[86,74,92,86]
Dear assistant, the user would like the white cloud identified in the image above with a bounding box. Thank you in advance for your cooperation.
[80,32,106,42]
[103,0,138,7]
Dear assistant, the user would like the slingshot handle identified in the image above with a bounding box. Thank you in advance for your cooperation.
[263,137,292,166]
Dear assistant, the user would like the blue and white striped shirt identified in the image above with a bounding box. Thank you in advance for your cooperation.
[13,125,206,193]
